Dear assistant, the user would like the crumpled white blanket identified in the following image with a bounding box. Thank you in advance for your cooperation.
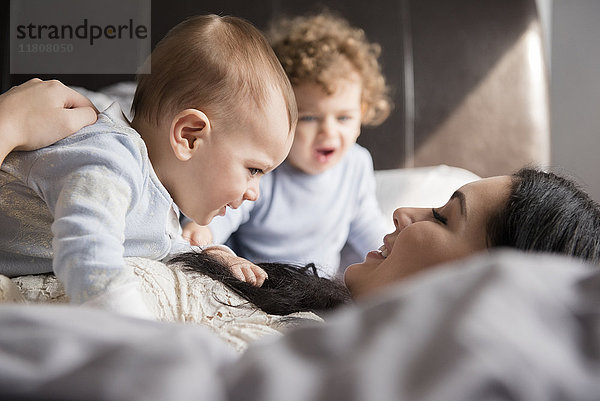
[2,251,599,401]
[1,257,322,352]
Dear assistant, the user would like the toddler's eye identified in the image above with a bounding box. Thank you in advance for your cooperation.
[249,168,262,176]
[337,115,352,122]
[299,115,318,122]
[432,208,448,225]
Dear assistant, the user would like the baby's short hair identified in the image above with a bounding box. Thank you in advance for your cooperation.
[132,14,297,131]
[268,12,392,126]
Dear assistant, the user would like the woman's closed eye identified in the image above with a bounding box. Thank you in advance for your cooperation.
[432,208,448,225]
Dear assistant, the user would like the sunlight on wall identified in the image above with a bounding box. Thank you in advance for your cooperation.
[412,21,550,177]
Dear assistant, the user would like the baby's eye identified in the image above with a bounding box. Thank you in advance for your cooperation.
[299,115,318,122]
[337,115,352,122]
[432,208,448,225]
[248,168,262,176]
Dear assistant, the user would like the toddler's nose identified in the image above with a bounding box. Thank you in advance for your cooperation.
[318,116,336,137]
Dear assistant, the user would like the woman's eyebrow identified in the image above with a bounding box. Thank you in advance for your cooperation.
[450,191,467,218]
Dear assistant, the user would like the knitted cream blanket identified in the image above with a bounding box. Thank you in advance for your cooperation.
[0,258,322,352]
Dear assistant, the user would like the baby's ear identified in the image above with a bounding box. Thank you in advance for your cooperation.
[169,109,211,161]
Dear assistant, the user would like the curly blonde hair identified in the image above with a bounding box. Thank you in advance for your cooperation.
[268,12,392,126]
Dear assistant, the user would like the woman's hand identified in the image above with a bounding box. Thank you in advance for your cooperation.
[0,78,98,165]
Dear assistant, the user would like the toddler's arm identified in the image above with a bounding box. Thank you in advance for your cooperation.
[203,247,268,287]
[0,79,97,165]
[182,221,213,247]
[347,150,390,262]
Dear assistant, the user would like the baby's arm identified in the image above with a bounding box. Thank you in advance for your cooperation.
[182,215,266,286]
[0,79,97,165]
[203,247,268,287]
[179,204,265,285]
[29,137,153,318]
[182,221,213,247]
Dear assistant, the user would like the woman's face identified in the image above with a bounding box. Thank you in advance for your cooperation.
[344,176,512,299]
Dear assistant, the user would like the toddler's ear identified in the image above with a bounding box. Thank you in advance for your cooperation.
[169,109,211,161]
[361,102,368,120]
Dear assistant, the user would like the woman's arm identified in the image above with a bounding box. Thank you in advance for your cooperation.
[0,79,97,165]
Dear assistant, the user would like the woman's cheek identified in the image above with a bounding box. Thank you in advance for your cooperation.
[392,229,449,277]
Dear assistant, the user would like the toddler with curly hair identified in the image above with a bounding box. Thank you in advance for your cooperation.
[183,11,393,277]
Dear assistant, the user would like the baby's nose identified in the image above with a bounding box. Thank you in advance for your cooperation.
[243,185,259,202]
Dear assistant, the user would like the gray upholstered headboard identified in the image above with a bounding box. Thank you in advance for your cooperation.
[356,0,550,177]
[402,0,550,177]
[2,0,549,177]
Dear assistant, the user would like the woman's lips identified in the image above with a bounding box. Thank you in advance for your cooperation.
[366,245,388,260]
[366,250,385,260]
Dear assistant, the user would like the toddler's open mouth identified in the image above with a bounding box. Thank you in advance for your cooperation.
[315,147,336,163]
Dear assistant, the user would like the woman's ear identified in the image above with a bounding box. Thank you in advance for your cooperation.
[169,109,211,161]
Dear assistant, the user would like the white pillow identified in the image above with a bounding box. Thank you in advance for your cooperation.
[375,165,480,230]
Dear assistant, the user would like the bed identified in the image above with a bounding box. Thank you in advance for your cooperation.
[1,250,599,400]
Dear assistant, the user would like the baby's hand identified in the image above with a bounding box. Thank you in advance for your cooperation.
[204,247,268,287]
[182,221,213,246]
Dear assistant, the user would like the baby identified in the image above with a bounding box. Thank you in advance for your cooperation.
[183,12,392,277]
[0,15,296,317]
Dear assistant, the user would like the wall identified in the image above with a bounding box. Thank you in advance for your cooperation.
[4,0,554,179]
[549,0,600,201]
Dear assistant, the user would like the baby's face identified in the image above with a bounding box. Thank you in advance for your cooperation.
[177,92,293,225]
[287,77,362,175]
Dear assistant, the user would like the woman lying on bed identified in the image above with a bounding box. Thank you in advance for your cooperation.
[175,166,600,315]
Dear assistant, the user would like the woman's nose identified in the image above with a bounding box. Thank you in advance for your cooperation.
[392,207,428,231]
[392,208,412,231]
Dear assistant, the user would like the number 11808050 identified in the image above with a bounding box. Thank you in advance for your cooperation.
[16,43,74,53]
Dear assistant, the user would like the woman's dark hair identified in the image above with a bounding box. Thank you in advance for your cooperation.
[487,168,600,264]
[168,252,351,316]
